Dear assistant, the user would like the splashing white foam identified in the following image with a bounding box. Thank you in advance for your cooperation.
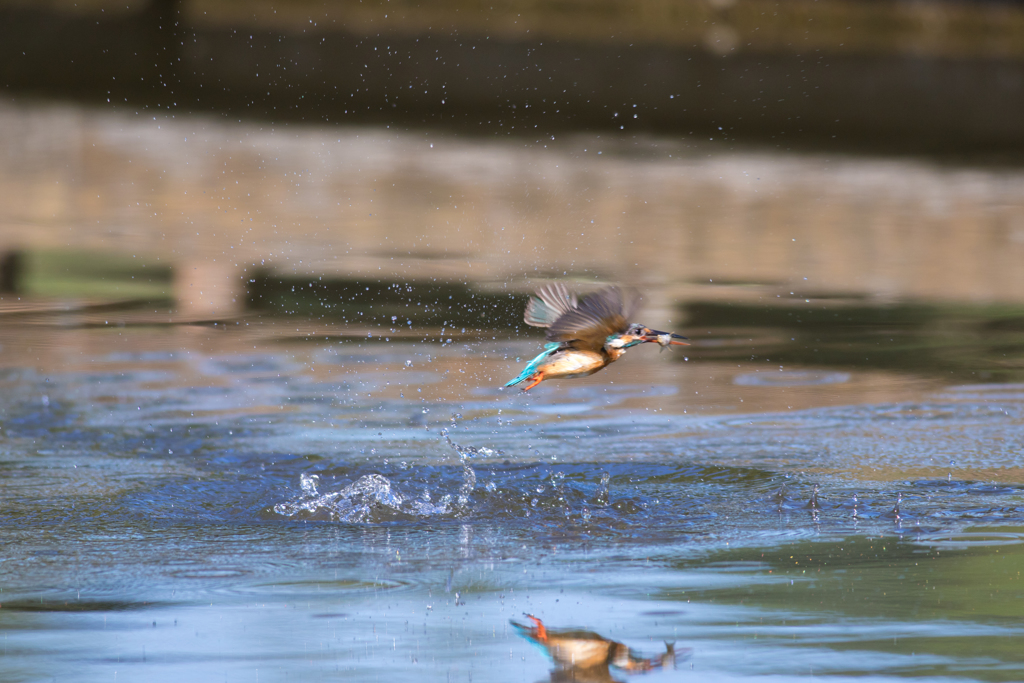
[273,434,497,523]
[274,473,457,522]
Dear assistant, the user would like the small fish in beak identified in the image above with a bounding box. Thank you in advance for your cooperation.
[642,329,689,350]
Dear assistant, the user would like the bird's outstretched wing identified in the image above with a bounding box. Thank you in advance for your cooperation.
[545,286,641,350]
[524,283,578,328]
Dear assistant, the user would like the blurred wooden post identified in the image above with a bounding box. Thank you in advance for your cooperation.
[174,260,242,318]
[0,250,23,294]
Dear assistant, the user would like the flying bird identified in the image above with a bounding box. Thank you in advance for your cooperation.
[504,284,687,392]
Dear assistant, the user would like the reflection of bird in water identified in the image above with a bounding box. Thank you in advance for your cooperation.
[512,614,686,683]
[504,284,688,392]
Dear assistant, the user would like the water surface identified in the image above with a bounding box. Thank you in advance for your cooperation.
[1,319,1023,682]
[2,97,1024,682]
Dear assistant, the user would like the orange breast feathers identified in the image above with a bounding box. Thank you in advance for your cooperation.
[540,350,607,379]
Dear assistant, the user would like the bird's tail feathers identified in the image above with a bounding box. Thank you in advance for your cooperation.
[504,373,530,387]
[504,348,557,387]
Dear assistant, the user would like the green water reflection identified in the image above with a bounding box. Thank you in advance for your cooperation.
[685,300,1024,383]
[245,271,525,330]
[661,531,1024,680]
[8,248,173,302]
[8,247,1024,390]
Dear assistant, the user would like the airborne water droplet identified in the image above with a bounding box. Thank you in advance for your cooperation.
[300,473,320,495]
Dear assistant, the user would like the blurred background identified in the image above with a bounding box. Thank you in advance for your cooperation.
[1,0,1024,379]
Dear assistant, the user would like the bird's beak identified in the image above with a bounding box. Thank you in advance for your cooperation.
[642,329,690,346]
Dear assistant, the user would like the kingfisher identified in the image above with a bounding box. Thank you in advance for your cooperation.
[504,283,688,392]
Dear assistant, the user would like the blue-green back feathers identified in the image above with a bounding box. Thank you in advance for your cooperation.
[504,346,560,387]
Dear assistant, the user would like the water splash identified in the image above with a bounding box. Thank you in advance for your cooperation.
[273,473,449,522]
[440,426,504,508]
[594,472,611,507]
[274,429,499,522]
[806,484,822,510]
[300,473,320,495]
